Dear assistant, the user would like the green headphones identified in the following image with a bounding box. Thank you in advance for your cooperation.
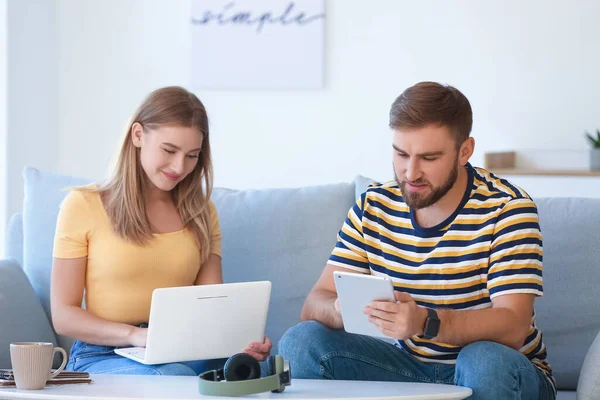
[198,353,291,397]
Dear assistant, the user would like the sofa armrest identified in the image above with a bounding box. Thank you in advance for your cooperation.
[6,213,23,268]
[577,329,600,400]
[0,259,57,368]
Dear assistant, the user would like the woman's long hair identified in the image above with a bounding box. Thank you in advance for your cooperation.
[82,86,214,262]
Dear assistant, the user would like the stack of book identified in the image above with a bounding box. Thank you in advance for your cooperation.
[0,369,92,387]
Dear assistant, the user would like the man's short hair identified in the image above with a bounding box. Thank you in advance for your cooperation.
[389,82,473,145]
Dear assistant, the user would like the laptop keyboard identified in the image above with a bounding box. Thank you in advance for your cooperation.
[124,348,145,359]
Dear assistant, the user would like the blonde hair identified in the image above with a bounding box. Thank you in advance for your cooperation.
[81,86,214,263]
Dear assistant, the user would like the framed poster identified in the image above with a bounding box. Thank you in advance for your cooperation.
[191,0,326,89]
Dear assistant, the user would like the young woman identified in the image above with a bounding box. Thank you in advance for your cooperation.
[50,86,271,375]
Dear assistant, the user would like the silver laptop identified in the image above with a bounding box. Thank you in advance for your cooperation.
[114,281,271,365]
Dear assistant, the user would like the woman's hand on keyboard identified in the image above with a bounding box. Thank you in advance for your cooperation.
[128,326,148,348]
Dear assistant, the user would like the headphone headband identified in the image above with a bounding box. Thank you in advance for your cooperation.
[198,355,291,397]
[198,370,290,396]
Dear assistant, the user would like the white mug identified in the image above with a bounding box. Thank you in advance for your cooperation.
[9,342,68,390]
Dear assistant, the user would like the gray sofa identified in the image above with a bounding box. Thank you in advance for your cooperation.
[1,167,599,399]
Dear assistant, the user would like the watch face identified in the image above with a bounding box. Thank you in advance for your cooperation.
[430,318,441,334]
[425,318,440,338]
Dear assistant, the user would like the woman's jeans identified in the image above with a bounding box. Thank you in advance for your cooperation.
[278,321,556,400]
[67,340,230,376]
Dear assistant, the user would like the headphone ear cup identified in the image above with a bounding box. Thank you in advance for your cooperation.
[223,353,261,382]
[267,355,276,376]
[271,355,287,393]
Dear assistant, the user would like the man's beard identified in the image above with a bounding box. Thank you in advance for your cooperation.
[395,161,459,210]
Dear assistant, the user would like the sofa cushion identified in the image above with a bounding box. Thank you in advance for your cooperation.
[20,167,357,356]
[212,182,356,354]
[6,213,23,268]
[22,167,93,352]
[556,391,576,400]
[534,197,600,390]
[0,260,57,368]
[576,329,600,400]
[354,175,377,199]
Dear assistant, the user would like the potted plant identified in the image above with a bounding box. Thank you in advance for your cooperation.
[585,129,600,170]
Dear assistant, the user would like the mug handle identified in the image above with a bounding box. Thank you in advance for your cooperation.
[48,347,68,380]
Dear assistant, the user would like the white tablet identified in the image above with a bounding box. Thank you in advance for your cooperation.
[333,270,397,340]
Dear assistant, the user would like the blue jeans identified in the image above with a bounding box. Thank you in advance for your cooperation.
[67,340,230,375]
[279,321,556,400]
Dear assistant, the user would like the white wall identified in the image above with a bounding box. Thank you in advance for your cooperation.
[2,0,597,212]
[54,0,600,195]
[0,0,7,257]
[6,0,58,221]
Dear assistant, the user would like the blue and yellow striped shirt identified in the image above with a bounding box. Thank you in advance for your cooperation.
[329,164,554,390]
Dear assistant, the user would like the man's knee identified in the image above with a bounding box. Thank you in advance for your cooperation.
[279,320,333,356]
[455,341,541,399]
[278,321,339,379]
[456,341,533,383]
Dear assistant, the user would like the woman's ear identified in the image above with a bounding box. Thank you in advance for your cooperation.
[131,123,143,148]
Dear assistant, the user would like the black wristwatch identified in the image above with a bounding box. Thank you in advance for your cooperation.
[422,308,440,340]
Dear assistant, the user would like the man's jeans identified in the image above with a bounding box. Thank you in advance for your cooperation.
[67,340,229,375]
[279,321,556,400]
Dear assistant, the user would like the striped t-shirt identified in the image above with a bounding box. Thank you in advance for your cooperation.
[329,163,554,390]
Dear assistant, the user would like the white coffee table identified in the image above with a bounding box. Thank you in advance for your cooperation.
[0,374,471,400]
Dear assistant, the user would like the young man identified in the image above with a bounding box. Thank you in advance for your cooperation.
[279,82,555,400]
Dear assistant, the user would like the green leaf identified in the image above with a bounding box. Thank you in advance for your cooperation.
[585,131,600,148]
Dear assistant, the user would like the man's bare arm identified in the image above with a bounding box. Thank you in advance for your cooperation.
[300,264,362,329]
